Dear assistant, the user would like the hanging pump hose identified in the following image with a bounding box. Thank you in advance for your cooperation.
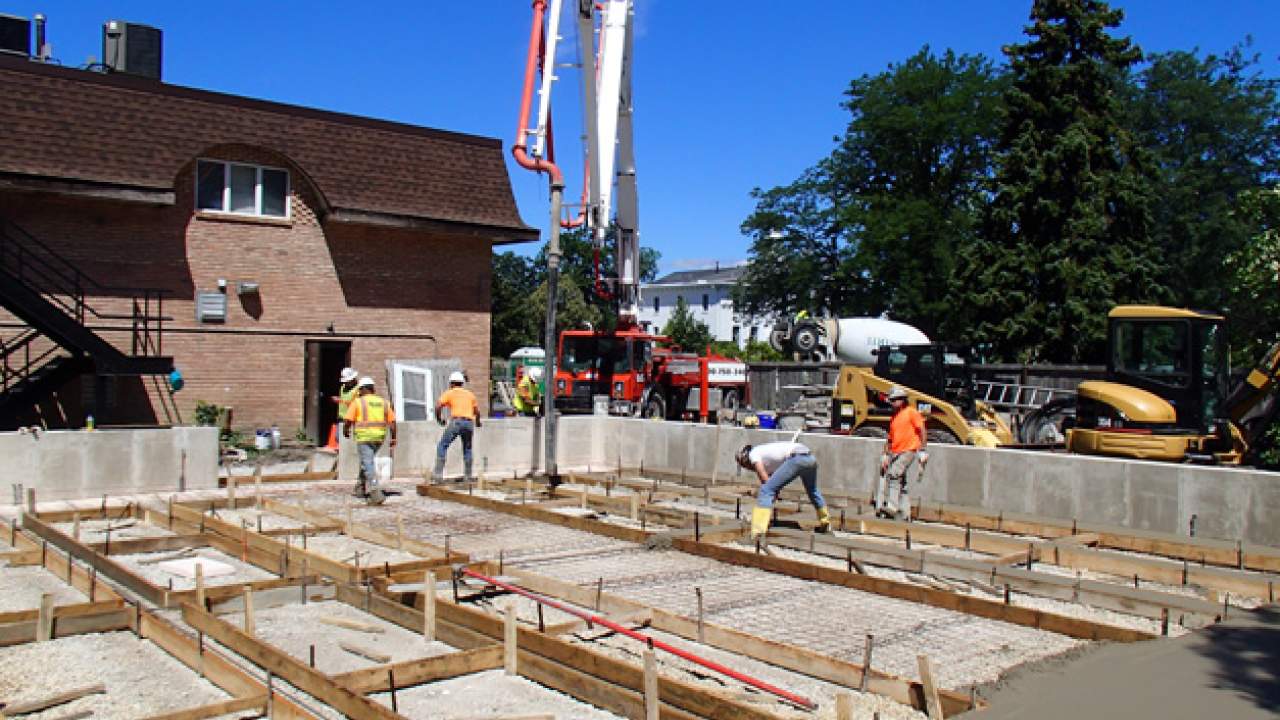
[459,567,818,711]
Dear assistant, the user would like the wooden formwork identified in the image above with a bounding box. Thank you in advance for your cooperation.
[0,544,314,718]
[178,572,799,720]
[560,469,1280,605]
[418,482,1155,643]
[368,555,981,717]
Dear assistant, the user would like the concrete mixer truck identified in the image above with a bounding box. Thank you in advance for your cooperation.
[770,315,1012,445]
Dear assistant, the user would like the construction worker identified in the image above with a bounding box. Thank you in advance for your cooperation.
[434,370,481,482]
[735,441,831,540]
[876,385,928,520]
[326,367,359,451]
[343,376,396,505]
[513,366,544,416]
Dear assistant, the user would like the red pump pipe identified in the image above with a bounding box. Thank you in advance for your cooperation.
[461,567,817,710]
[512,0,564,186]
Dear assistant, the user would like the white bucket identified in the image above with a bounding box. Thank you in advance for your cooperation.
[592,394,610,416]
[376,457,393,483]
[254,430,272,450]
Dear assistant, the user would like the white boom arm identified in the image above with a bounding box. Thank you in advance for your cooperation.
[526,0,642,322]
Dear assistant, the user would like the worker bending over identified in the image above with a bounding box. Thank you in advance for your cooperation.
[876,385,928,520]
[434,371,482,482]
[343,376,396,505]
[735,441,831,540]
[514,366,544,416]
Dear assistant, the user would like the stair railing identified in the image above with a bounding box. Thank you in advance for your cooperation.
[0,218,169,358]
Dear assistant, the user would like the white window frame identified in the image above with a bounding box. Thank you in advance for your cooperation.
[391,363,434,422]
[196,158,291,219]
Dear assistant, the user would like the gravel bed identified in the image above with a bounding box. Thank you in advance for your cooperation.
[0,565,87,612]
[370,668,621,719]
[762,542,1176,638]
[110,547,276,591]
[298,534,423,567]
[208,507,310,532]
[50,518,176,542]
[221,600,455,674]
[0,631,228,719]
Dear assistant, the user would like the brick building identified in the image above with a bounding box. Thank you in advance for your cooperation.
[0,53,535,439]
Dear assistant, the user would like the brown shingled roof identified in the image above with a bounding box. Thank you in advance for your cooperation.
[0,55,537,241]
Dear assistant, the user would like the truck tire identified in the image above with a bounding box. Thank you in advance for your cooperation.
[793,324,820,354]
[644,394,666,420]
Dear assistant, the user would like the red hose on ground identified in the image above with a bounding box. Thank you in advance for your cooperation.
[460,567,817,710]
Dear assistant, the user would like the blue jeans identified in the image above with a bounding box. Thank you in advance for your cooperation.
[757,454,825,510]
[357,441,382,486]
[437,418,474,464]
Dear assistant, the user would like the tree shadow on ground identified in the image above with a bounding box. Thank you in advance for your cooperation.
[1200,605,1280,713]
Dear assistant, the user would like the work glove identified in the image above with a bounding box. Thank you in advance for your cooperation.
[919,451,929,466]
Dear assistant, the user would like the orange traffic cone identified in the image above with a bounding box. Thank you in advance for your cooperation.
[323,424,339,452]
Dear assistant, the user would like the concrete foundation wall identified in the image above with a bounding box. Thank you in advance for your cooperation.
[358,415,1278,547]
[1,427,219,503]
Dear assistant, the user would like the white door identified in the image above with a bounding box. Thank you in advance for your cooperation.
[392,364,433,421]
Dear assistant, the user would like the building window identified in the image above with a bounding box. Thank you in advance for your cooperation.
[732,326,740,344]
[701,294,709,311]
[196,159,290,218]
[653,296,660,313]
[749,326,758,342]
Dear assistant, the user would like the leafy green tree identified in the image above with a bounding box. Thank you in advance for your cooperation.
[491,251,540,356]
[1224,186,1280,362]
[737,47,1005,339]
[1127,43,1280,315]
[492,228,662,355]
[835,47,1007,338]
[952,0,1164,362]
[661,297,714,353]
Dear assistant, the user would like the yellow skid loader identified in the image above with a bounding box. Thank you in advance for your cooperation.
[1066,306,1280,464]
[830,344,1013,447]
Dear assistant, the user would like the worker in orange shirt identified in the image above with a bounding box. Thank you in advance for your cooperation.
[433,370,482,482]
[875,385,928,520]
[343,376,396,505]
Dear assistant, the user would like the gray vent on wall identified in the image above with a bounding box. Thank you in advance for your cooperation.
[103,19,162,80]
[0,14,30,56]
[195,291,227,323]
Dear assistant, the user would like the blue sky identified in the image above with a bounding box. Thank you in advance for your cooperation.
[8,1,1279,275]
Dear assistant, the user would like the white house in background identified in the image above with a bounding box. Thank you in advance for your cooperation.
[637,263,774,349]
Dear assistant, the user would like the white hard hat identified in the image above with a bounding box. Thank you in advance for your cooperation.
[340,367,358,383]
[358,376,376,388]
[527,366,543,380]
[887,385,908,400]
[449,371,466,384]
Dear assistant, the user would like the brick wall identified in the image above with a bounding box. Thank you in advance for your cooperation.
[0,145,494,433]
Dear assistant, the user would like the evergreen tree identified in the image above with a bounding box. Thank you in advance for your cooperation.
[1128,43,1280,314]
[953,0,1165,362]
[661,297,714,354]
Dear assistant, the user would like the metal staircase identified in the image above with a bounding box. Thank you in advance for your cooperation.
[0,218,173,427]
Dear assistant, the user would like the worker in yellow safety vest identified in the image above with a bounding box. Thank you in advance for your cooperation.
[326,367,359,451]
[513,366,544,416]
[343,376,396,505]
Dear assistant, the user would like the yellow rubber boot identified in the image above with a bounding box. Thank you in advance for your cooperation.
[815,506,832,534]
[750,506,772,539]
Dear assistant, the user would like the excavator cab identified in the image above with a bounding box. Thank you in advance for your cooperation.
[873,344,981,416]
[1068,306,1242,462]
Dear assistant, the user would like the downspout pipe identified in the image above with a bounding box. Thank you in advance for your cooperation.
[513,0,564,481]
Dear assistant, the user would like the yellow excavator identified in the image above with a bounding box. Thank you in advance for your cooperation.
[1066,306,1280,464]
[830,343,1013,447]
